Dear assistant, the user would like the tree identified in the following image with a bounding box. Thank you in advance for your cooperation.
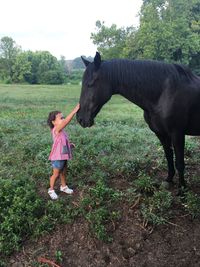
[0,36,21,81]
[36,51,64,84]
[0,58,8,81]
[91,21,134,59]
[126,0,167,60]
[126,0,200,68]
[188,0,200,73]
[24,50,64,84]
[0,36,87,84]
[12,52,31,83]
[90,1,199,73]
[39,70,64,84]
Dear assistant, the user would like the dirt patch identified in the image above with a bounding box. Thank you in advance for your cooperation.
[8,206,200,266]
[8,171,200,267]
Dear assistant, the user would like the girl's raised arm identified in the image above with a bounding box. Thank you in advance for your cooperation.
[56,103,80,133]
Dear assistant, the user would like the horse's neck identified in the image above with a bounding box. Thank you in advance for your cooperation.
[115,85,152,111]
[106,61,161,111]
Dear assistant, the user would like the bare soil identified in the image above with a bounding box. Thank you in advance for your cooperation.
[8,169,200,267]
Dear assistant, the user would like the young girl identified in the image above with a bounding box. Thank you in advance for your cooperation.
[47,103,80,200]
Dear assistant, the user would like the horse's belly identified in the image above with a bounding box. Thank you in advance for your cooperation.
[185,128,200,136]
[185,113,200,136]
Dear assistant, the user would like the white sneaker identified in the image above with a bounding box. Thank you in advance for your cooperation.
[48,189,58,200]
[60,185,73,194]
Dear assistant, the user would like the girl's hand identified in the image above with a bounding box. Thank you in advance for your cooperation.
[70,143,75,149]
[73,103,80,114]
[55,103,80,133]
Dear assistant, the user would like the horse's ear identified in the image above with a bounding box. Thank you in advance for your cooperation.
[94,52,101,70]
[81,56,90,67]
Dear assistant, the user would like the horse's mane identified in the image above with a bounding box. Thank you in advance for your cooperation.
[101,59,197,84]
[173,63,198,81]
[98,59,198,100]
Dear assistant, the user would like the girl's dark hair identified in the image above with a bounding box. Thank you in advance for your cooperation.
[47,111,61,129]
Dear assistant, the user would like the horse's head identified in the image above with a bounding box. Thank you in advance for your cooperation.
[77,52,112,127]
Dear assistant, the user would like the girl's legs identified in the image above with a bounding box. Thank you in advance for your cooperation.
[50,168,60,190]
[60,163,67,188]
[48,168,60,200]
[49,161,73,198]
[60,163,73,194]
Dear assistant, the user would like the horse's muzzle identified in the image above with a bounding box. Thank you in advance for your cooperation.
[76,113,94,128]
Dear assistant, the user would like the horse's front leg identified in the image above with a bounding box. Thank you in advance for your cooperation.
[171,132,186,193]
[156,133,175,183]
[144,111,176,183]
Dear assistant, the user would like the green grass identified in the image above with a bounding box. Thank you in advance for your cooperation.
[0,84,200,263]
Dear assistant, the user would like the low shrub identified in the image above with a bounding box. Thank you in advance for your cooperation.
[80,179,122,241]
[0,177,77,256]
[141,189,173,226]
[0,178,44,255]
[182,191,200,219]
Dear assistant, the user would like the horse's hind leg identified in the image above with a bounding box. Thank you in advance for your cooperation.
[171,133,186,191]
[155,133,175,183]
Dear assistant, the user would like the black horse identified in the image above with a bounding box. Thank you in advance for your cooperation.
[77,52,200,192]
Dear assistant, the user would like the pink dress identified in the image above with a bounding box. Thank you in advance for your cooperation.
[49,127,72,161]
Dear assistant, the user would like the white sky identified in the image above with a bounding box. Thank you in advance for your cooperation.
[0,0,142,60]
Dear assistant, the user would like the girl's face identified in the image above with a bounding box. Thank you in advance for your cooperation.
[52,113,64,126]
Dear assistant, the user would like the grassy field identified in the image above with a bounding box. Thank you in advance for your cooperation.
[0,84,200,266]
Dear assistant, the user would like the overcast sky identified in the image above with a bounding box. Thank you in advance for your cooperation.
[0,0,143,60]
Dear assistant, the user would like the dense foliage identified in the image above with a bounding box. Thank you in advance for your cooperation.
[91,0,200,74]
[0,37,85,84]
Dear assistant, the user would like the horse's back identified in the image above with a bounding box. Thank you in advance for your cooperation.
[103,58,200,135]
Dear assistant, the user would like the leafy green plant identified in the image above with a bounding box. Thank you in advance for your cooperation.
[0,176,77,257]
[55,250,63,263]
[185,137,199,157]
[86,207,111,241]
[0,178,44,255]
[89,179,123,203]
[80,179,122,241]
[182,191,200,218]
[125,188,141,203]
[0,259,7,267]
[134,173,156,194]
[141,190,173,226]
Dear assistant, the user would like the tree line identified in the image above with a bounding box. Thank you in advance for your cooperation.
[91,0,200,74]
[0,0,199,84]
[0,37,87,84]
